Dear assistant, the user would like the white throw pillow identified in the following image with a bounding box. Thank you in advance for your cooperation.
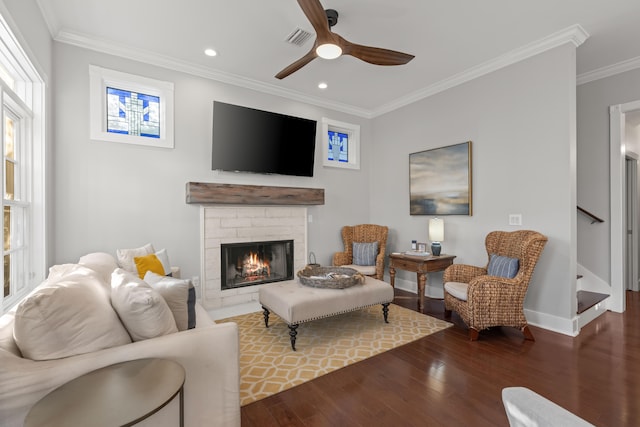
[111,268,178,341]
[13,273,132,360]
[47,263,111,298]
[144,271,190,331]
[116,243,155,273]
[78,252,119,283]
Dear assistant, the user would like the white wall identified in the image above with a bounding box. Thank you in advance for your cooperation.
[52,42,372,280]
[577,68,640,284]
[371,44,579,332]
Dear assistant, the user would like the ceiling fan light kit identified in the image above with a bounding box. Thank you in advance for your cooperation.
[316,43,342,59]
[275,0,414,79]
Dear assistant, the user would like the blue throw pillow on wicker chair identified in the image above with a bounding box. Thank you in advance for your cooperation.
[487,254,519,278]
[352,242,378,266]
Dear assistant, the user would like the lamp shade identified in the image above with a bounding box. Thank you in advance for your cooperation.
[428,218,444,242]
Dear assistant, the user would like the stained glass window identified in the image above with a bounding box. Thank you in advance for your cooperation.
[327,130,348,163]
[322,118,360,170]
[106,87,160,138]
[90,66,174,149]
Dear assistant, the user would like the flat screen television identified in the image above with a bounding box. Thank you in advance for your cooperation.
[212,101,317,177]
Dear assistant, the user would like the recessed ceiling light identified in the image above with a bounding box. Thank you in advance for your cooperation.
[318,82,328,89]
[204,48,217,57]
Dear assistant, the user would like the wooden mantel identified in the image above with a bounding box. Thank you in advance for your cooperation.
[186,182,325,205]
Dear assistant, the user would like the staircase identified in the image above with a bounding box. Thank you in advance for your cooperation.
[577,290,609,314]
[575,207,610,329]
[575,266,610,331]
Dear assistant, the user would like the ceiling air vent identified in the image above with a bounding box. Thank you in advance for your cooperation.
[284,28,312,46]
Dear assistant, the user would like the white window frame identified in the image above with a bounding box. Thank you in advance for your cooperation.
[0,12,46,314]
[322,117,360,170]
[89,65,174,148]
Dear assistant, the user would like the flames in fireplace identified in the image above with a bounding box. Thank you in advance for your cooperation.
[239,251,271,281]
[221,240,294,290]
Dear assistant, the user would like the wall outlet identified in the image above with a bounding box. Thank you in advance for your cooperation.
[509,214,522,226]
[308,214,313,223]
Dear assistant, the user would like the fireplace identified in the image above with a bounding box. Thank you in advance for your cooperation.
[200,205,307,309]
[221,240,294,290]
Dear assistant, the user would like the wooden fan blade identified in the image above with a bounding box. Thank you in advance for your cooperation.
[297,0,332,40]
[338,35,414,66]
[275,48,318,79]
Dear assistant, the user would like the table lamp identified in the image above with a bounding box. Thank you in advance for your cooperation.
[428,218,444,256]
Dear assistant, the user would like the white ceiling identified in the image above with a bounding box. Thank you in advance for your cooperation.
[36,0,640,117]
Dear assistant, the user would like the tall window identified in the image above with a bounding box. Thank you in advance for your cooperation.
[3,99,30,301]
[0,13,45,313]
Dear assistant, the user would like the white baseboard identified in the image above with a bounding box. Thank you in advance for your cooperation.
[524,308,579,337]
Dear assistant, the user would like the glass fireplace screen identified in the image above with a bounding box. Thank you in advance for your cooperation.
[220,239,294,290]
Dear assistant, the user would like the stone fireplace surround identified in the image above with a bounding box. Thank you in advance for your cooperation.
[200,205,307,309]
[189,182,325,311]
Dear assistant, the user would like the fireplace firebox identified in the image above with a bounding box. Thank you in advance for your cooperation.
[221,240,294,290]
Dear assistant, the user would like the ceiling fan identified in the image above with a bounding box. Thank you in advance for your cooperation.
[275,0,415,79]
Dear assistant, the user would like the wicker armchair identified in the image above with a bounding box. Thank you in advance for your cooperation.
[333,224,389,280]
[443,230,548,341]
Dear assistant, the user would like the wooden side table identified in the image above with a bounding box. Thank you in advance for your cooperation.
[389,253,456,312]
[25,358,185,427]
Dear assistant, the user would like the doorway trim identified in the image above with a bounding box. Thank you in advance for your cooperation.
[626,152,639,292]
[610,100,640,312]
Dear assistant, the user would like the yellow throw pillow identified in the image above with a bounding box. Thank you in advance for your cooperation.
[134,253,165,279]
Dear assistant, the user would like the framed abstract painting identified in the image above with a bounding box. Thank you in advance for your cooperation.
[409,141,472,215]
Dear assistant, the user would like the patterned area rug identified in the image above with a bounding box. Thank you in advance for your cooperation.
[218,304,451,406]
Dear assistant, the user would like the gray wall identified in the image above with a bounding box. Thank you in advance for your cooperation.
[6,0,588,333]
[577,68,640,283]
[52,42,372,280]
[371,44,578,331]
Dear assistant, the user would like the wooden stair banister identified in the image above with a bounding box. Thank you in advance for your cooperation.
[577,206,604,224]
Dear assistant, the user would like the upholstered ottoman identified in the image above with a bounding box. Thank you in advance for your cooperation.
[259,276,394,350]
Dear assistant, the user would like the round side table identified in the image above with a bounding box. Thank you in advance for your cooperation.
[25,358,185,427]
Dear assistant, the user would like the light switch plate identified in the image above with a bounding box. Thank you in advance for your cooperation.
[509,214,522,226]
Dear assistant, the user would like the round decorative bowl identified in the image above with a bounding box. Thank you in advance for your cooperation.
[297,265,365,289]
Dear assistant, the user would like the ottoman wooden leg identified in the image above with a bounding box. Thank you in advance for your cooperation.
[262,306,270,328]
[289,324,299,351]
[382,303,390,323]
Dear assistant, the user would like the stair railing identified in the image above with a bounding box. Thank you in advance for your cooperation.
[577,206,604,224]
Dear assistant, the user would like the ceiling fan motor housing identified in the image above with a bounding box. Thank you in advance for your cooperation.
[326,9,339,27]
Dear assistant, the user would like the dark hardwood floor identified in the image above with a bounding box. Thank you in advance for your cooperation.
[241,289,640,426]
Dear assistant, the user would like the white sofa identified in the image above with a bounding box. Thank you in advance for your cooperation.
[0,253,241,427]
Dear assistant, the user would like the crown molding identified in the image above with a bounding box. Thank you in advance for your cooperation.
[372,24,589,117]
[55,30,373,118]
[54,24,589,120]
[577,55,640,86]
